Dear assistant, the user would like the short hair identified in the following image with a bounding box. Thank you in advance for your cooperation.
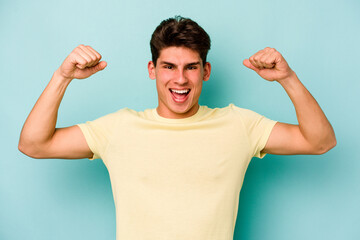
[150,16,211,66]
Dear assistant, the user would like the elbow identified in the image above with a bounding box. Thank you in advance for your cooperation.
[18,139,43,159]
[18,138,28,156]
[315,137,337,155]
[18,141,34,158]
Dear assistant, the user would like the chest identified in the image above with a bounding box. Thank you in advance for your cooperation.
[104,122,252,192]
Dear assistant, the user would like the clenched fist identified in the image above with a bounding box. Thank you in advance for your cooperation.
[243,47,294,82]
[56,45,107,80]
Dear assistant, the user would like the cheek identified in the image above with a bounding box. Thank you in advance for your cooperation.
[155,74,168,88]
[156,78,169,95]
[192,73,204,87]
[191,70,204,80]
[191,81,203,97]
[157,69,174,80]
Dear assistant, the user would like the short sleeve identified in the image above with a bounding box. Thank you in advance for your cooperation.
[231,104,277,159]
[77,111,120,160]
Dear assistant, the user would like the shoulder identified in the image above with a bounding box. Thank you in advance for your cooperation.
[210,104,263,122]
[225,104,261,116]
[82,108,140,126]
[217,104,277,129]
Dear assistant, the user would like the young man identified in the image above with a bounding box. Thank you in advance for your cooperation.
[19,16,336,239]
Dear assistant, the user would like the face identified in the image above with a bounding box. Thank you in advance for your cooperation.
[148,46,211,119]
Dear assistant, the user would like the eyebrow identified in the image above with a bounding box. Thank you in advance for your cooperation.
[160,61,175,66]
[160,61,201,66]
[186,61,201,66]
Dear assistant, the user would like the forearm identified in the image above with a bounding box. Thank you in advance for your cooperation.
[278,71,336,151]
[19,70,72,153]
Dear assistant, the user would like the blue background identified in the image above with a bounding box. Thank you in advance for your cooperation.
[1,0,359,239]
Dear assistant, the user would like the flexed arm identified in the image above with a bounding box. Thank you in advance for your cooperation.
[18,45,107,159]
[243,47,336,155]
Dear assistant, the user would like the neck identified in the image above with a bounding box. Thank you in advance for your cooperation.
[156,104,200,119]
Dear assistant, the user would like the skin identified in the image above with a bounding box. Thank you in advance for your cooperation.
[243,47,336,154]
[18,45,336,159]
[18,45,105,159]
[147,46,211,119]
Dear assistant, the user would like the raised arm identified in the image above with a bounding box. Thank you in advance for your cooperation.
[243,47,336,155]
[18,45,107,159]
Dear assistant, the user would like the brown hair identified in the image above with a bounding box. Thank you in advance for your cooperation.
[150,16,211,66]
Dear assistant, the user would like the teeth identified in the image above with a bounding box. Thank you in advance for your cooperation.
[171,89,189,94]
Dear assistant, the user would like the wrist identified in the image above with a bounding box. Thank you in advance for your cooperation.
[53,69,74,84]
[277,70,297,86]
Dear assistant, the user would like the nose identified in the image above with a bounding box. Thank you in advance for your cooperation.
[174,70,188,85]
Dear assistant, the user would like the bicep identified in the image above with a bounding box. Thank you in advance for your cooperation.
[42,125,93,159]
[262,122,318,155]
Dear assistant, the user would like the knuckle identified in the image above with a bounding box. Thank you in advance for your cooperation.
[73,47,82,54]
[89,54,97,61]
[81,56,89,63]
[78,58,87,64]
[85,45,93,51]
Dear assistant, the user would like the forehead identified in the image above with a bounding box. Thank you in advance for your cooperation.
[157,46,201,65]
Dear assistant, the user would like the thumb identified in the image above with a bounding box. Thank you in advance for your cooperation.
[243,59,258,72]
[95,61,107,72]
[87,61,107,75]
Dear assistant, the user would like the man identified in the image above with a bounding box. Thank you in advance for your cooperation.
[19,16,336,239]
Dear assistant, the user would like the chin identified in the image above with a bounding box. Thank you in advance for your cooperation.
[172,103,197,115]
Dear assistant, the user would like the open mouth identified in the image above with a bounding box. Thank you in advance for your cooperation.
[169,88,191,102]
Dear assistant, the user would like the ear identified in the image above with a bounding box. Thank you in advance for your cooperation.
[203,62,211,81]
[148,61,156,80]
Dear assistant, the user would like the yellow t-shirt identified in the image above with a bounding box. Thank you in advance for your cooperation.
[77,104,277,240]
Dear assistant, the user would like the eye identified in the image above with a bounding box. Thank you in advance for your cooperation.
[164,65,173,70]
[187,66,197,70]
